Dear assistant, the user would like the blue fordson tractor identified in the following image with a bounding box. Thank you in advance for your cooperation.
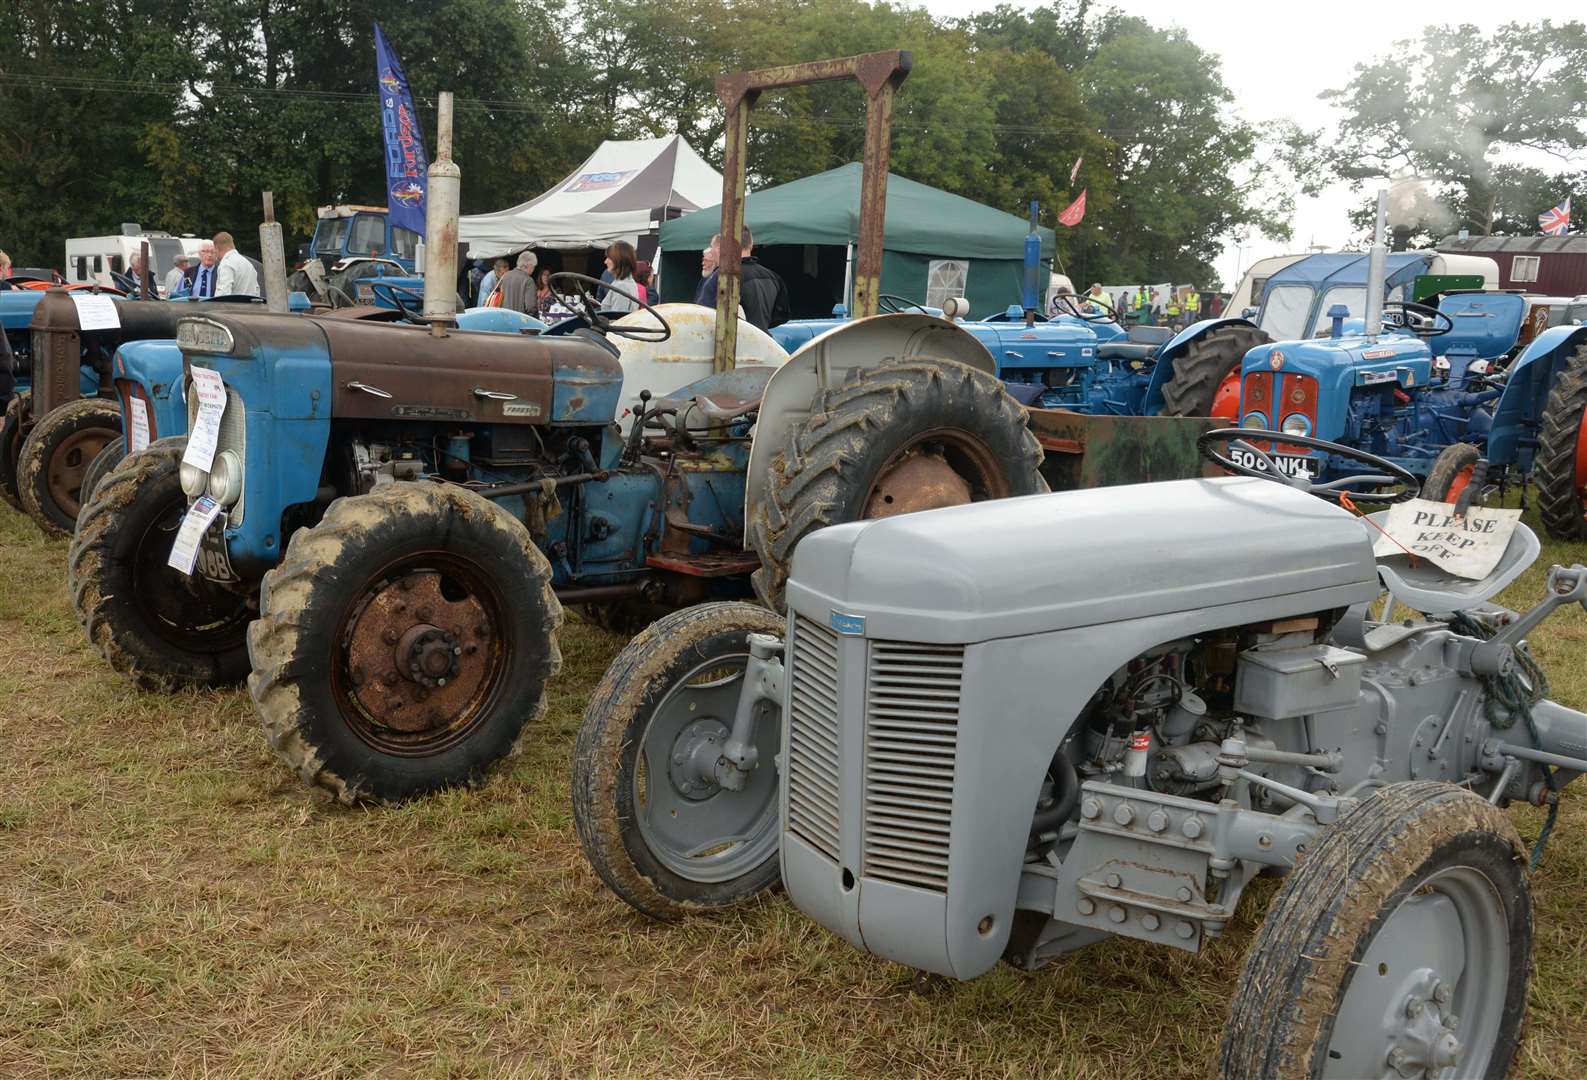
[1227,238,1587,540]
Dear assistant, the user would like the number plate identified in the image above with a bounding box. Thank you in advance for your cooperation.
[195,523,241,582]
[1230,447,1315,479]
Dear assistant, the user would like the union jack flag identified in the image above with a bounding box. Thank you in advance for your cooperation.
[1538,197,1571,237]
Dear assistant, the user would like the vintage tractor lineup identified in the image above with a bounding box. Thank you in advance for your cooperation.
[3,50,1586,1080]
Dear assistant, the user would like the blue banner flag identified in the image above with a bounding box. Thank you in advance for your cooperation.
[374,23,428,238]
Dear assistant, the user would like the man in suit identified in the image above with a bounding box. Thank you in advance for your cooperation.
[185,241,219,298]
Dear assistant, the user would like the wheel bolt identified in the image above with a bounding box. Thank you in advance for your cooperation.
[417,608,432,621]
[1406,999,1422,1018]
[437,678,447,687]
[1432,982,1451,1006]
[1105,873,1122,889]
[673,753,685,765]
[452,646,462,655]
[384,630,399,644]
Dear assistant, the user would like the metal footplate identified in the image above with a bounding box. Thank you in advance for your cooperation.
[1051,780,1319,953]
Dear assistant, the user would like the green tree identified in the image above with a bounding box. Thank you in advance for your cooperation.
[1322,20,1587,236]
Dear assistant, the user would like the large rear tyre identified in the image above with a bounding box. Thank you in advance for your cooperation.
[1421,442,1480,505]
[17,397,122,535]
[572,601,785,920]
[79,438,129,512]
[68,437,255,687]
[1221,782,1530,1079]
[0,390,31,511]
[1534,342,1587,541]
[1159,324,1269,418]
[748,357,1046,611]
[247,482,563,804]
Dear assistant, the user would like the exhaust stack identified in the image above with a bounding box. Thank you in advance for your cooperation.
[423,91,461,336]
[1363,189,1388,342]
[259,191,290,313]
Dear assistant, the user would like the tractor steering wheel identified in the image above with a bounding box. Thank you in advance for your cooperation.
[1052,293,1120,323]
[549,272,671,341]
[1198,427,1421,504]
[1381,301,1454,337]
[368,281,422,319]
[877,293,930,315]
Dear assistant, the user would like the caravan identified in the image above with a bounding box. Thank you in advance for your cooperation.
[64,225,204,296]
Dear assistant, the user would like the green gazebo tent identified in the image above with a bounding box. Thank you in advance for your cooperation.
[657,162,1056,318]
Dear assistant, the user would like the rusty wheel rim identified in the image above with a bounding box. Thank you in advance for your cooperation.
[333,552,511,757]
[862,427,1008,520]
[47,426,116,518]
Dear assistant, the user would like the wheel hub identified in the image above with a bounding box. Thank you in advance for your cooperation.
[667,718,730,801]
[397,624,462,688]
[344,571,495,735]
[1574,402,1587,498]
[47,427,115,516]
[864,446,974,518]
[1387,976,1463,1077]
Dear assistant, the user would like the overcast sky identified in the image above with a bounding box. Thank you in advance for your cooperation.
[922,0,1531,287]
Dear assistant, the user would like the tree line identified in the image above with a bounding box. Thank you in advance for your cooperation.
[2,3,1581,287]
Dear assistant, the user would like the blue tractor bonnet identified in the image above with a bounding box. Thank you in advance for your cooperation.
[1430,292,1527,366]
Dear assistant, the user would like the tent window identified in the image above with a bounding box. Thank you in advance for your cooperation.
[1511,255,1539,283]
[925,259,968,309]
[1257,284,1313,340]
[1313,286,1366,335]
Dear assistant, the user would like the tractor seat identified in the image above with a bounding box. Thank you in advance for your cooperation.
[1366,513,1540,615]
[1127,325,1173,346]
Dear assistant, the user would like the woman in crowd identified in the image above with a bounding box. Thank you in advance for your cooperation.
[601,241,641,313]
[536,266,555,312]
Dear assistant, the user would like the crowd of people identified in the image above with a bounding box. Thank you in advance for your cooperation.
[1061,282,1225,331]
[470,228,791,332]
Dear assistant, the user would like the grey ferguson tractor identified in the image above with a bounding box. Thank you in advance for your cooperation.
[571,426,1587,1078]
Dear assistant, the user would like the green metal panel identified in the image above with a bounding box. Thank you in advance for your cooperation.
[1413,275,1484,302]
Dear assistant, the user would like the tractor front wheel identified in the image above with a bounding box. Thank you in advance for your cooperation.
[572,601,786,920]
[1221,782,1530,1080]
[1421,442,1481,505]
[1535,341,1587,540]
[0,390,31,511]
[68,437,255,687]
[1159,324,1270,418]
[79,438,129,513]
[247,481,563,804]
[17,397,122,535]
[749,357,1046,611]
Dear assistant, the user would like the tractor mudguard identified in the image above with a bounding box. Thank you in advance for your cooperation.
[611,304,787,428]
[743,313,996,542]
[1487,324,1587,468]
[1140,316,1258,413]
[455,307,547,334]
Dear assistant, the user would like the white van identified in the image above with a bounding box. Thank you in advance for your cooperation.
[64,225,206,297]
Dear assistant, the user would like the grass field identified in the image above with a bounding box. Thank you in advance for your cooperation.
[1,499,1585,1079]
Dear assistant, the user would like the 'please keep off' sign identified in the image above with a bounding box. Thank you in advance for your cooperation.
[1371,499,1522,581]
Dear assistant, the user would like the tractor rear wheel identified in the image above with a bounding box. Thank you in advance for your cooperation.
[0,390,31,511]
[1221,782,1530,1080]
[572,601,785,920]
[1534,342,1587,541]
[68,437,255,687]
[247,481,563,804]
[79,438,129,512]
[1159,324,1270,418]
[1421,442,1481,505]
[17,397,122,535]
[749,356,1046,611]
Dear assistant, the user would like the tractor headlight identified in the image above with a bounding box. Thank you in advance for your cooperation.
[1280,413,1311,437]
[1242,412,1269,430]
[207,450,243,507]
[180,460,209,497]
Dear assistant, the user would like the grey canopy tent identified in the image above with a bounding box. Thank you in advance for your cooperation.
[658,162,1055,317]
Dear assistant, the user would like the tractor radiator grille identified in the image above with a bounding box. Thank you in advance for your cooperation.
[862,640,964,892]
[186,378,247,524]
[786,614,842,861]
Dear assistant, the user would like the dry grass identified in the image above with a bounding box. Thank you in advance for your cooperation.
[0,500,1584,1079]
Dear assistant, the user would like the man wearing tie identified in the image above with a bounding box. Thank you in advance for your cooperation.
[185,241,219,299]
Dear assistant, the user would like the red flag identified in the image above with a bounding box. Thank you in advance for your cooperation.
[1058,188,1087,227]
[1068,155,1083,185]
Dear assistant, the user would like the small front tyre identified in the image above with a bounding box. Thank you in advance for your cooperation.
[68,437,255,687]
[1221,781,1531,1079]
[17,397,122,534]
[248,482,563,804]
[572,601,785,920]
[1420,442,1480,505]
[0,390,32,511]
